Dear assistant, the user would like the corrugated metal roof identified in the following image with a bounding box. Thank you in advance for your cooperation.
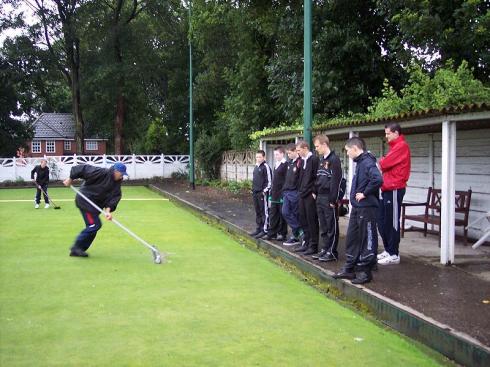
[315,102,490,129]
[259,103,490,139]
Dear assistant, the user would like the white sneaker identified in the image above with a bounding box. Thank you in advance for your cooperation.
[35,204,39,209]
[378,254,400,265]
[44,204,50,209]
[377,251,390,260]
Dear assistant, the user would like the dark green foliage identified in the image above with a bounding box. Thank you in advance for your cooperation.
[1,0,486,168]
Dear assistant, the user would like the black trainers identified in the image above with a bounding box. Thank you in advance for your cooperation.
[254,231,267,239]
[266,233,277,240]
[351,271,372,285]
[249,229,261,237]
[332,270,355,280]
[70,248,89,257]
[283,237,300,246]
[303,247,318,256]
[312,249,327,260]
[293,241,308,253]
[319,253,337,262]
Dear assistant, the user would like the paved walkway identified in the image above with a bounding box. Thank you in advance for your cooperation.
[154,181,490,348]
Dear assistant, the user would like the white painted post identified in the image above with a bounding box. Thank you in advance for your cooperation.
[73,154,77,166]
[161,153,165,177]
[103,154,107,168]
[440,121,456,265]
[13,156,17,180]
[428,134,435,231]
[132,154,137,179]
[259,139,266,152]
[347,131,358,196]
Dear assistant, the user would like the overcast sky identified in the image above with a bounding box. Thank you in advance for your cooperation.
[1,1,36,45]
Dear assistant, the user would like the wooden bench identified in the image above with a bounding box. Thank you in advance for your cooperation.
[401,187,472,245]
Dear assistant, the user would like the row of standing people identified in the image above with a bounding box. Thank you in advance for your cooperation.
[250,123,411,284]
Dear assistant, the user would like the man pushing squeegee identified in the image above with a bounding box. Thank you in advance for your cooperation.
[63,162,163,264]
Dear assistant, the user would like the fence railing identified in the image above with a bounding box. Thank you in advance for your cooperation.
[220,150,255,182]
[0,154,189,182]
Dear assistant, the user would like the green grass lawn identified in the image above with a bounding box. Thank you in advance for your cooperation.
[0,186,447,366]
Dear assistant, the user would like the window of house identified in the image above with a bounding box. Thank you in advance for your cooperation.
[46,140,56,153]
[86,141,98,151]
[64,140,72,151]
[32,141,41,153]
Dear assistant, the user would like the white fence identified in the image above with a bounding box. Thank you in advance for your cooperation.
[0,154,189,182]
[220,150,255,182]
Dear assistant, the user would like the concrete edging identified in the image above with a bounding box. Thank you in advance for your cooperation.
[149,184,490,367]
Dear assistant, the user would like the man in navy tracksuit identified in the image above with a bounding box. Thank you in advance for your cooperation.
[249,150,273,239]
[294,141,320,255]
[333,137,383,284]
[266,146,288,241]
[63,163,127,257]
[312,135,343,262]
[31,159,50,209]
[281,144,304,246]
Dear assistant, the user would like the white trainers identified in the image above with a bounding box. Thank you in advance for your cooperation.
[44,204,50,209]
[377,250,390,260]
[378,254,400,265]
[34,204,39,209]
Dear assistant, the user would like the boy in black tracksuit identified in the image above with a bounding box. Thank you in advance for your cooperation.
[63,163,127,257]
[31,159,50,209]
[249,150,273,238]
[333,137,383,284]
[312,135,342,262]
[281,145,304,246]
[295,141,320,255]
[266,147,288,240]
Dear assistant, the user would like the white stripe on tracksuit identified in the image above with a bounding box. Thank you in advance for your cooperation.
[263,163,272,232]
[326,176,343,258]
[392,189,398,231]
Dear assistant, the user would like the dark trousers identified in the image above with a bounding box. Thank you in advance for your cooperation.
[344,206,378,272]
[72,210,102,252]
[268,201,287,236]
[377,188,405,256]
[316,194,339,258]
[252,191,269,232]
[35,183,49,204]
[282,190,301,236]
[299,194,319,249]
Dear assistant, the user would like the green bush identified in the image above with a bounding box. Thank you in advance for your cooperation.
[195,128,230,179]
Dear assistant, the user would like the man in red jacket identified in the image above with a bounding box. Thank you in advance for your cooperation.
[377,123,411,265]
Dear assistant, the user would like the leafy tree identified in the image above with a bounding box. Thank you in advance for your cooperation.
[369,60,490,117]
[378,0,490,81]
[0,55,33,156]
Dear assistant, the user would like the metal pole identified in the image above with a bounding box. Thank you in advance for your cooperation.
[303,0,313,146]
[188,0,195,190]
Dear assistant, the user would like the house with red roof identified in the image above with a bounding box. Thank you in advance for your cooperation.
[28,113,108,157]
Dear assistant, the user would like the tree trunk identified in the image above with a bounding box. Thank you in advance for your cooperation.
[114,93,125,155]
[68,40,84,154]
[72,81,84,154]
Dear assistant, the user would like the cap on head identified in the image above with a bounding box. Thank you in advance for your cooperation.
[113,162,129,177]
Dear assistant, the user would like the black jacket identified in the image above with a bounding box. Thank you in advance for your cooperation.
[70,165,122,212]
[350,152,383,208]
[270,160,288,201]
[315,150,342,204]
[298,154,319,198]
[31,165,50,185]
[252,162,272,193]
[282,157,302,192]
